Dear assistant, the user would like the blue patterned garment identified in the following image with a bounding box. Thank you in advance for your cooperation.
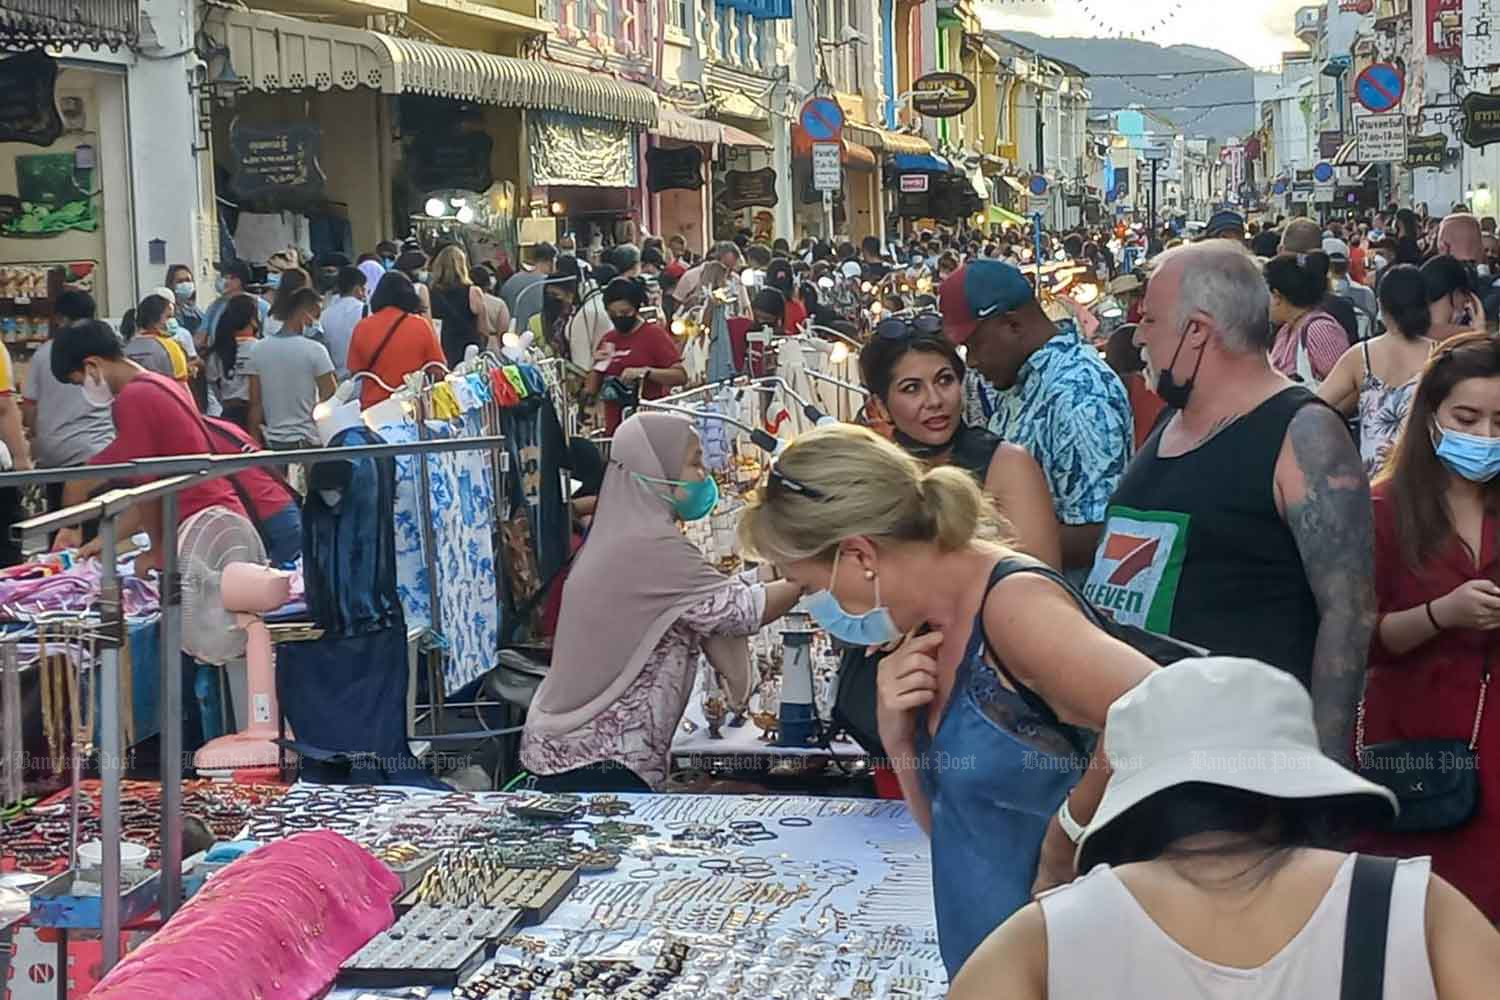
[377,414,501,694]
[986,319,1134,526]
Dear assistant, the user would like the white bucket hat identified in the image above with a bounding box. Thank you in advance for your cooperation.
[1076,657,1397,865]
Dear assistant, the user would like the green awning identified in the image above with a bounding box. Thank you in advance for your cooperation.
[990,205,1027,226]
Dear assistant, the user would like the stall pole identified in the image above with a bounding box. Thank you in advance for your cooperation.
[412,390,446,731]
[96,514,122,970]
[157,491,183,919]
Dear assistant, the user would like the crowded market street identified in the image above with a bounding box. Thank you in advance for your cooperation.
[3,0,1500,996]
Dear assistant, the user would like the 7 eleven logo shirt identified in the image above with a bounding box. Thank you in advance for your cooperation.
[1082,506,1190,634]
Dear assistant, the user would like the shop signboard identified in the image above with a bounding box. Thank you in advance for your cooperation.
[1354,112,1406,162]
[812,142,842,192]
[899,174,929,193]
[1462,90,1500,147]
[1318,131,1345,159]
[721,168,778,209]
[0,50,63,146]
[646,146,704,193]
[1430,0,1463,56]
[1313,186,1335,203]
[229,123,326,202]
[911,72,978,118]
[1406,132,1450,166]
[409,133,493,194]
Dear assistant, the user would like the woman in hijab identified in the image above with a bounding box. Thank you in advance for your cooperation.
[521,413,804,792]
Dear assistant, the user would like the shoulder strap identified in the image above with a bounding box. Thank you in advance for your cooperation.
[976,557,1097,753]
[362,312,408,373]
[1361,336,1373,378]
[1340,854,1397,1000]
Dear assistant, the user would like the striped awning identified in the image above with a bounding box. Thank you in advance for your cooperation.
[213,8,656,127]
[652,107,722,145]
[843,122,933,157]
[0,0,137,49]
[721,123,771,148]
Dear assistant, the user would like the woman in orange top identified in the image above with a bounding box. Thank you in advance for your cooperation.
[345,272,445,408]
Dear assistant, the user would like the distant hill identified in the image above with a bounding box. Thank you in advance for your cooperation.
[992,31,1258,141]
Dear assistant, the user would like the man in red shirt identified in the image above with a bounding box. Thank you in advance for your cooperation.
[49,321,249,572]
[586,278,686,434]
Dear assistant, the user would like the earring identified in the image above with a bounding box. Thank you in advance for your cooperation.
[863,570,875,581]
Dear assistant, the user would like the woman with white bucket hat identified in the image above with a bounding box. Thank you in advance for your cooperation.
[950,657,1500,1000]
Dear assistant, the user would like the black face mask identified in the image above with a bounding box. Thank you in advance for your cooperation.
[1155,321,1205,411]
[611,313,639,334]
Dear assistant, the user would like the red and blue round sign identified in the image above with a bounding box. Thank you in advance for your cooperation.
[1355,63,1404,114]
[799,98,844,142]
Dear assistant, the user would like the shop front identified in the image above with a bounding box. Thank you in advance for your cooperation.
[706,63,790,242]
[208,8,656,267]
[0,0,203,334]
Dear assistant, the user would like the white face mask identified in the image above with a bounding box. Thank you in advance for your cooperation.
[81,367,112,408]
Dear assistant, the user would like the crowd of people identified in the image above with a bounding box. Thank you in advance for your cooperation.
[11,202,1500,994]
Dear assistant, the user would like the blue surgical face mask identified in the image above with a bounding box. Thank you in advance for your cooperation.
[417,270,431,285]
[215,275,228,295]
[1434,421,1500,483]
[266,273,282,290]
[166,318,184,335]
[174,281,194,300]
[636,472,719,521]
[803,548,902,647]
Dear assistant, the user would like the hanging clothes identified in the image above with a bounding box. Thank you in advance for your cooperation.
[377,415,500,694]
[499,371,571,589]
[301,425,403,638]
[706,307,738,382]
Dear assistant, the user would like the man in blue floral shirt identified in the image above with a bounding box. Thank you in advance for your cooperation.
[941,260,1133,576]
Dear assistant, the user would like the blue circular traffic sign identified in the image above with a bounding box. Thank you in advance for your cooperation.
[1272,179,1287,194]
[1313,162,1334,183]
[1355,63,1404,114]
[800,98,844,142]
[1028,175,1049,196]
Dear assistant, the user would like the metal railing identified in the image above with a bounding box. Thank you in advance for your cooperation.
[0,434,504,974]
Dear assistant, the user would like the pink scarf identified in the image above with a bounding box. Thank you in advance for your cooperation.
[88,831,399,1000]
[528,413,752,734]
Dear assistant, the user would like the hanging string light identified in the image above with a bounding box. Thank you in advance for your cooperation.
[1072,0,1187,40]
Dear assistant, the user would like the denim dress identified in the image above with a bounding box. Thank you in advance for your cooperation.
[916,573,1086,976]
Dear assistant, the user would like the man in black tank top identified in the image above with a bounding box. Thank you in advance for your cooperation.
[1083,241,1374,763]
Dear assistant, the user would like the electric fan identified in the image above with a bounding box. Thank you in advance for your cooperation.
[177,507,294,771]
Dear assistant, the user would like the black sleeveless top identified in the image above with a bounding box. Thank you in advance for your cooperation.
[1081,386,1322,686]
[948,424,1003,481]
[433,285,480,368]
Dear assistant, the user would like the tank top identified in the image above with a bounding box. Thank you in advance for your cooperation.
[916,559,1084,976]
[1083,386,1322,686]
[1357,339,1423,480]
[1040,856,1437,999]
[433,285,480,368]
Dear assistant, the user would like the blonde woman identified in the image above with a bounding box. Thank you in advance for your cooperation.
[429,245,489,366]
[737,424,1156,977]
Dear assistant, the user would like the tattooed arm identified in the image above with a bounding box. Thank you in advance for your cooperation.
[1274,403,1375,766]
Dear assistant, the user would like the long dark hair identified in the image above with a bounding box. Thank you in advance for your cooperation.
[213,294,260,374]
[543,256,583,335]
[1078,782,1389,877]
[1264,252,1330,309]
[1379,332,1500,567]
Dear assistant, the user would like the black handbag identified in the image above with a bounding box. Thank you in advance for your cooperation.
[1356,651,1489,833]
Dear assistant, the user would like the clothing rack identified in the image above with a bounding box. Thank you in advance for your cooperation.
[0,434,504,975]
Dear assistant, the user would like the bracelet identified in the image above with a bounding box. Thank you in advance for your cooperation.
[1057,797,1086,845]
[1425,600,1442,632]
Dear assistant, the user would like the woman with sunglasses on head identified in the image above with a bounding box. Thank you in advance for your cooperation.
[1358,332,1500,924]
[740,425,1157,977]
[860,317,1061,568]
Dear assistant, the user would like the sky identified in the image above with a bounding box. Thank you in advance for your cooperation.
[978,0,1309,70]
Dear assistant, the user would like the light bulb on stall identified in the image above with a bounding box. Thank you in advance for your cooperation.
[671,319,686,336]
[869,300,883,315]
[502,331,521,350]
[456,206,475,224]
[424,197,446,218]
[829,341,850,364]
[861,281,873,293]
[916,277,932,292]
[550,201,565,215]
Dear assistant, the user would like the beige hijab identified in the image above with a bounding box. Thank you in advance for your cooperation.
[527,413,752,735]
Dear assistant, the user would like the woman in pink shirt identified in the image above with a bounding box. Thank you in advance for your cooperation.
[1265,251,1348,387]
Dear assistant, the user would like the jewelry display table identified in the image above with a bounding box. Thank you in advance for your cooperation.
[238,785,946,999]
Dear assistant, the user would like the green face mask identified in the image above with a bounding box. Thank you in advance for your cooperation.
[637,473,719,521]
